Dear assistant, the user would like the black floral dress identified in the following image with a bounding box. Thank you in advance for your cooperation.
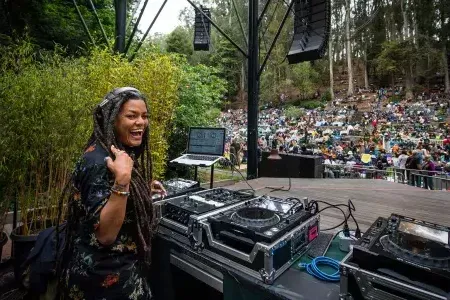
[64,143,152,300]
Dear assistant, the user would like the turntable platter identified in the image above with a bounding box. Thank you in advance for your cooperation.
[231,207,280,228]
[380,234,450,269]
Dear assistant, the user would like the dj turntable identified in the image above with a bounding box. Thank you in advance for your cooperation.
[188,195,320,284]
[340,214,450,300]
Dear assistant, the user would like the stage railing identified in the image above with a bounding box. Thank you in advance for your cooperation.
[323,164,450,191]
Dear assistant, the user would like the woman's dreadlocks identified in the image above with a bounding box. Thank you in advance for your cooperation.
[56,88,155,281]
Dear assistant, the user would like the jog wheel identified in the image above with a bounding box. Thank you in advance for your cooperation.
[231,207,280,228]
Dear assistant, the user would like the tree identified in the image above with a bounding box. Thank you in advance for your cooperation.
[0,0,126,53]
[165,26,193,57]
[345,0,354,96]
[328,15,334,100]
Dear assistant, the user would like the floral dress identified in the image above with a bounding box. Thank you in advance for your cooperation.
[64,143,152,300]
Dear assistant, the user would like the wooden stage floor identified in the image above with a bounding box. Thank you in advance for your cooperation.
[228,178,450,233]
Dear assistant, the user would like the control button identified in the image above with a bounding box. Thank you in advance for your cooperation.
[376,220,383,227]
[264,231,274,236]
[270,227,280,232]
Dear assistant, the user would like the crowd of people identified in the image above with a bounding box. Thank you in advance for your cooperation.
[218,88,450,183]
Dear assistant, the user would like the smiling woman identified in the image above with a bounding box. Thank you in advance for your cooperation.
[56,87,167,300]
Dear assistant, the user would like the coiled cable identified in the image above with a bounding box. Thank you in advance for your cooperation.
[299,256,340,282]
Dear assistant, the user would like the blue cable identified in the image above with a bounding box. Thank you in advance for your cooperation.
[298,256,340,282]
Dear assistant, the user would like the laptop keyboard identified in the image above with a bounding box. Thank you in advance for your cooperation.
[186,154,219,161]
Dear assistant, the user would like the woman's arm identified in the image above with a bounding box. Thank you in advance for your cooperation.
[96,146,133,246]
[96,183,129,245]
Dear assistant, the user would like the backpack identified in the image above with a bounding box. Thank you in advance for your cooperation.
[22,223,66,298]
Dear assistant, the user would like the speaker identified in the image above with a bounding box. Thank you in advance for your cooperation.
[194,7,211,51]
[259,152,323,178]
[287,0,331,64]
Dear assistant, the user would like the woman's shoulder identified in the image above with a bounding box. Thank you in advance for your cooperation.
[80,142,109,168]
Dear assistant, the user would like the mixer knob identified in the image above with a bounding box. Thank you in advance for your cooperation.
[376,220,383,228]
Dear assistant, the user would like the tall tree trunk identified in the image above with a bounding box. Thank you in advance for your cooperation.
[401,0,413,99]
[401,0,408,40]
[329,28,334,100]
[363,48,369,89]
[345,0,353,96]
[439,0,449,93]
[443,45,450,94]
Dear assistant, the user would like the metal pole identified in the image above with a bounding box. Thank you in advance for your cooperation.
[124,0,150,54]
[87,0,110,47]
[128,0,168,61]
[247,0,259,179]
[114,0,127,53]
[187,0,248,58]
[230,0,248,47]
[72,0,96,45]
[258,0,272,25]
[258,0,294,77]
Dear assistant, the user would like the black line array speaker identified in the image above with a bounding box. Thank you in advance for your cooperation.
[194,7,211,51]
[287,0,331,64]
[259,152,323,178]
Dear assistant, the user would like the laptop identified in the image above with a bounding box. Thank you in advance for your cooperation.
[170,127,226,167]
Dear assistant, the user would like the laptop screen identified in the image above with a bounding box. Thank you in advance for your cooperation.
[188,127,226,156]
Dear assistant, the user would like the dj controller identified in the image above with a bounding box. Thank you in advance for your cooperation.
[160,188,254,226]
[151,178,201,201]
[341,214,450,300]
[154,188,319,284]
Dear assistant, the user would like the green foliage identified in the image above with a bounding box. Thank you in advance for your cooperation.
[284,106,305,119]
[167,59,227,177]
[211,39,241,97]
[0,43,180,234]
[296,100,323,110]
[165,26,193,57]
[321,90,332,103]
[0,0,124,53]
[290,62,321,98]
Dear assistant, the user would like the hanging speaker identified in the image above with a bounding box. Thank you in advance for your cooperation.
[193,7,211,51]
[287,0,331,64]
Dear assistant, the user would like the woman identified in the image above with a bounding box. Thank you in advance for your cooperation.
[57,87,166,299]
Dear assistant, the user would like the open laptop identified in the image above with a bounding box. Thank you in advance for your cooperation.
[170,127,226,167]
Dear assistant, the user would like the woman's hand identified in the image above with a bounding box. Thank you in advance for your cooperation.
[105,145,134,185]
[150,180,167,198]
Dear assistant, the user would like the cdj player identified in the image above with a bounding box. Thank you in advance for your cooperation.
[188,195,320,284]
[155,190,320,284]
[340,214,450,300]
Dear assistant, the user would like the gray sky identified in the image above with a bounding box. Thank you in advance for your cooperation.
[138,0,189,35]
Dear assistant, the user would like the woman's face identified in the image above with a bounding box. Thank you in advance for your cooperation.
[115,99,149,147]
